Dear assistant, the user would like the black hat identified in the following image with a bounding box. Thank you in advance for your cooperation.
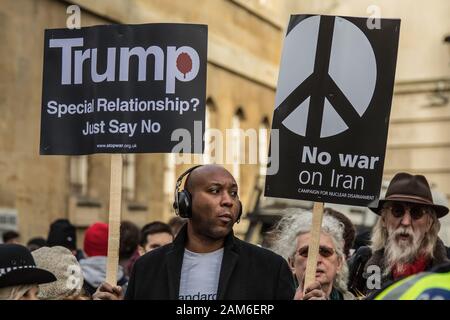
[370,172,449,218]
[0,244,56,289]
[47,219,76,250]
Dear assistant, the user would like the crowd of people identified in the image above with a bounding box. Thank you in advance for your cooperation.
[0,215,185,300]
[0,165,449,300]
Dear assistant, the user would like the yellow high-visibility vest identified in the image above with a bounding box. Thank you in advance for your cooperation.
[375,269,450,300]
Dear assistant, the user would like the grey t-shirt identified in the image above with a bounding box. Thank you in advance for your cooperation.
[178,247,224,300]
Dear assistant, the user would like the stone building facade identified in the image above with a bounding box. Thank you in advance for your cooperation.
[0,0,449,246]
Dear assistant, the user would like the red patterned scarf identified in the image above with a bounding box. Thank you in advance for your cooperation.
[392,255,429,280]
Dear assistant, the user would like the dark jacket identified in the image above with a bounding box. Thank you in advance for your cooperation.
[125,225,295,300]
[348,238,449,297]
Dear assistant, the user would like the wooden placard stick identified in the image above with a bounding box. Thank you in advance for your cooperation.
[303,202,324,292]
[105,154,123,285]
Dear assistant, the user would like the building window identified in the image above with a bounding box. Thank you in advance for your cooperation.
[231,108,245,186]
[259,117,270,177]
[203,98,217,165]
[70,156,88,195]
[163,153,176,201]
[123,154,136,201]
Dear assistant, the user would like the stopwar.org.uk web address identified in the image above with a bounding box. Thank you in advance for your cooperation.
[96,143,137,149]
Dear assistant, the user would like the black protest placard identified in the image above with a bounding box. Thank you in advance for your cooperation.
[40,23,207,155]
[265,15,400,207]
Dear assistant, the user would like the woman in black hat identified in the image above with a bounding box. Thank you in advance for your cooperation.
[0,244,56,300]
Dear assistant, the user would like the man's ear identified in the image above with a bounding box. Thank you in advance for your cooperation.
[380,212,386,227]
[138,246,146,256]
[287,256,296,274]
[426,214,434,231]
[336,255,343,273]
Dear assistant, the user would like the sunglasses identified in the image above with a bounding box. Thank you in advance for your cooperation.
[384,203,431,220]
[297,245,335,258]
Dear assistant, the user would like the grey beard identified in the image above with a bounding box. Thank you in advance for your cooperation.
[384,227,424,275]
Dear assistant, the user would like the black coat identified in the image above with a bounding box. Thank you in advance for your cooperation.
[125,225,295,300]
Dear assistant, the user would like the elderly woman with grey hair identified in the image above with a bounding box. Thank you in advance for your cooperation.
[271,210,354,300]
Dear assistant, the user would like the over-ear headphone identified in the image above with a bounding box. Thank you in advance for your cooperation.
[173,165,242,222]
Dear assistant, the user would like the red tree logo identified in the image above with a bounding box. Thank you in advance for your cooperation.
[176,52,192,78]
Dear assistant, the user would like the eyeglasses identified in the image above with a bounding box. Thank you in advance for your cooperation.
[297,245,335,258]
[384,203,431,220]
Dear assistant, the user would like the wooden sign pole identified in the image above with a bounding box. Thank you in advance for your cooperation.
[303,202,324,292]
[105,154,123,286]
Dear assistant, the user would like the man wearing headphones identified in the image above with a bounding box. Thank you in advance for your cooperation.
[94,164,295,300]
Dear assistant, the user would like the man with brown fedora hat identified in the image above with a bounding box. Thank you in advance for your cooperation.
[348,172,449,297]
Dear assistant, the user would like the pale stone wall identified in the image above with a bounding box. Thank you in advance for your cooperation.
[1,0,448,245]
[0,0,283,242]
